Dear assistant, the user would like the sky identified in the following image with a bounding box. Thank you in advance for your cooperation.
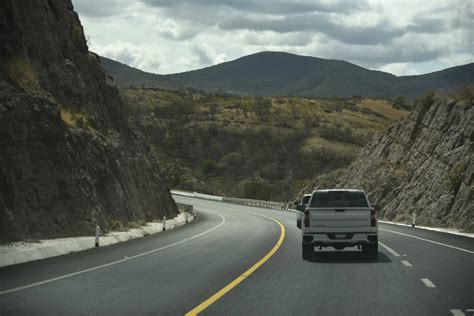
[72,0,473,76]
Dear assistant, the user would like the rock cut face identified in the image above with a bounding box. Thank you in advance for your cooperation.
[337,94,473,231]
[0,0,177,242]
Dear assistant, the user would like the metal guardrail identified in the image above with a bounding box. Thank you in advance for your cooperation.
[176,202,194,213]
[221,197,287,210]
[171,190,289,212]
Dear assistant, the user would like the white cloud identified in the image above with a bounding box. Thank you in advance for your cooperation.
[157,19,203,40]
[379,63,417,76]
[99,41,142,66]
[73,0,474,75]
[242,31,314,46]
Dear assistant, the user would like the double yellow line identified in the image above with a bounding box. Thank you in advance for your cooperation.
[185,214,286,315]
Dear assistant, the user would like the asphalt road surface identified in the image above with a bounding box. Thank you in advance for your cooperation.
[0,196,473,315]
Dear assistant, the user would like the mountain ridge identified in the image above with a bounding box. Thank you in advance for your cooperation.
[100,51,474,98]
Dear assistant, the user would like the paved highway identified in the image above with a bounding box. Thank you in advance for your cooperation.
[0,196,473,315]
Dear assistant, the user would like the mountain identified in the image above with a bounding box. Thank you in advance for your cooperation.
[100,52,474,98]
[0,0,177,242]
[99,56,177,89]
[304,88,474,231]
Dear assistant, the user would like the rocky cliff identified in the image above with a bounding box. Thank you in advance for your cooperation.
[0,0,177,242]
[315,89,473,231]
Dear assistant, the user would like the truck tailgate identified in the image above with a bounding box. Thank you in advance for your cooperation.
[309,208,371,228]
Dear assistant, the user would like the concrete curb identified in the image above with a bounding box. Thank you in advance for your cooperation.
[0,212,194,268]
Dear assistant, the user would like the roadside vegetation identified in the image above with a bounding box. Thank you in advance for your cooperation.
[122,87,407,201]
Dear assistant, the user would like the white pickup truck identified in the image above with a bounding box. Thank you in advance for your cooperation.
[297,189,379,260]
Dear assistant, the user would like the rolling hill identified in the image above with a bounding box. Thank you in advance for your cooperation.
[120,87,407,201]
[100,51,474,98]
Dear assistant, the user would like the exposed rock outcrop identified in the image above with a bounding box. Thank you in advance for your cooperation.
[0,0,177,242]
[304,90,473,232]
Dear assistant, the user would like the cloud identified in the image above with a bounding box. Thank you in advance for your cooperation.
[220,14,406,45]
[157,19,202,40]
[73,0,135,17]
[73,0,474,75]
[141,0,369,15]
[99,41,142,66]
[311,33,445,67]
[406,17,446,33]
[242,31,314,46]
[191,46,213,66]
[379,63,417,76]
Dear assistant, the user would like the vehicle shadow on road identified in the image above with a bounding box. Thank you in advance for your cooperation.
[306,251,391,263]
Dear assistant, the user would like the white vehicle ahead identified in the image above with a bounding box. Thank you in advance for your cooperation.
[295,194,312,229]
[298,189,379,260]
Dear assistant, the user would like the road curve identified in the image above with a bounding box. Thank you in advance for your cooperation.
[0,196,473,315]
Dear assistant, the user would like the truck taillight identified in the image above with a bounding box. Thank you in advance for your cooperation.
[304,208,310,227]
[371,209,377,227]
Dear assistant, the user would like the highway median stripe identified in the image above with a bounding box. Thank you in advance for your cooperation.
[185,214,286,316]
[421,278,436,288]
[379,241,401,257]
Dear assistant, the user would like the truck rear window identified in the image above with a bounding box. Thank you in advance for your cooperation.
[301,195,311,205]
[310,191,368,207]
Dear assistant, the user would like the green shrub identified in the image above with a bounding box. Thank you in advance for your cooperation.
[415,91,435,112]
[392,96,411,110]
[201,159,222,176]
[318,123,360,144]
[240,179,272,200]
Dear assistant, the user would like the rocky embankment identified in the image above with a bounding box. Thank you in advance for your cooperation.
[305,90,473,232]
[0,0,177,242]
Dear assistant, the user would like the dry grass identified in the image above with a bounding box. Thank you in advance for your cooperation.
[302,135,359,153]
[6,58,40,90]
[59,106,88,128]
[358,99,408,120]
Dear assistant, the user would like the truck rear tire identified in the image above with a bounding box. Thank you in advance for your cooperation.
[302,243,313,260]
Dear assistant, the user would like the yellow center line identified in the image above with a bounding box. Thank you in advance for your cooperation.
[185,213,286,316]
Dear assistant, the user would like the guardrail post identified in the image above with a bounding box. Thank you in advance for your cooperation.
[185,212,188,223]
[412,212,416,227]
[95,225,100,247]
[163,216,166,231]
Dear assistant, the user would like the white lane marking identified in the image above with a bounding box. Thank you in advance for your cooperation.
[450,309,465,316]
[401,260,412,267]
[380,228,474,254]
[0,209,226,296]
[421,278,436,288]
[379,241,401,257]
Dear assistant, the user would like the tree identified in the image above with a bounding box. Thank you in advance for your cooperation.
[392,96,409,110]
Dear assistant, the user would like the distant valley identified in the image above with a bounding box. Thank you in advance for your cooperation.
[121,87,407,201]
